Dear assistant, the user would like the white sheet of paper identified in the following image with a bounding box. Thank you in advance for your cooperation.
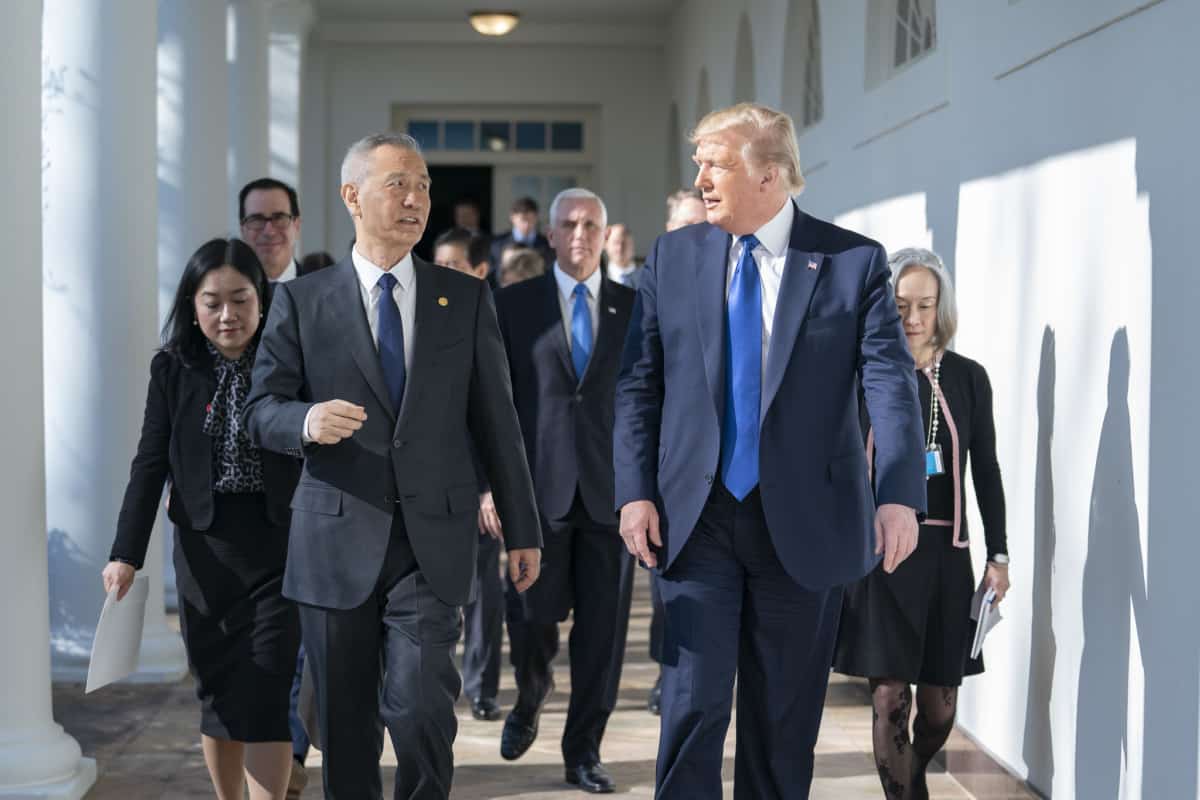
[970,583,1002,660]
[85,575,149,693]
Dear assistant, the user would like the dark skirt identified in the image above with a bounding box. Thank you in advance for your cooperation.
[832,523,983,687]
[173,492,299,742]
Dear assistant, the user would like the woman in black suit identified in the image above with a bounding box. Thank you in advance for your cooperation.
[102,238,301,800]
[834,248,1011,800]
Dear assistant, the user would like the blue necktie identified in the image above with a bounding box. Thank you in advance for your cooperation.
[721,234,762,500]
[570,283,592,382]
[376,272,406,412]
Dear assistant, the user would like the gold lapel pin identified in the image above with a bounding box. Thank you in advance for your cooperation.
[438,296,449,307]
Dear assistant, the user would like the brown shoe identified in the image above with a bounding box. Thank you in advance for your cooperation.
[285,759,308,800]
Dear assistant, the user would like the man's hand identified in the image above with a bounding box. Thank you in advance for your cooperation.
[101,561,136,601]
[508,547,541,593]
[874,503,918,573]
[478,491,503,541]
[984,562,1010,604]
[619,500,662,568]
[308,400,367,445]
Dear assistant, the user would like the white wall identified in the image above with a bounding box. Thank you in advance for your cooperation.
[664,1,1198,798]
[299,38,668,259]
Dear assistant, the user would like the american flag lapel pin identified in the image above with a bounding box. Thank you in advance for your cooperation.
[807,258,819,271]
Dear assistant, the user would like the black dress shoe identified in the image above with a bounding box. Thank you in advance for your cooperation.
[647,674,662,716]
[500,709,540,760]
[471,696,502,721]
[565,762,616,794]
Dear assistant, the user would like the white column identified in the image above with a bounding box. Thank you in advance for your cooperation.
[269,0,315,190]
[43,0,187,684]
[229,0,271,230]
[0,2,96,797]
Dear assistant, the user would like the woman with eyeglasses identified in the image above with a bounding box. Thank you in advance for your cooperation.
[102,238,301,800]
[833,247,1010,800]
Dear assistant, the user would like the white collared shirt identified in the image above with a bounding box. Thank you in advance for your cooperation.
[273,260,298,284]
[351,248,416,372]
[608,262,639,287]
[552,262,602,353]
[726,199,794,383]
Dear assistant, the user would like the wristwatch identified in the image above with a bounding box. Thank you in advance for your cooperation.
[989,553,1010,566]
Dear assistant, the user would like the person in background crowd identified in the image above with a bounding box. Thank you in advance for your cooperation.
[490,196,554,286]
[642,186,711,718]
[604,223,639,287]
[495,188,637,794]
[299,251,335,275]
[104,238,301,800]
[665,188,706,232]
[834,247,1010,800]
[453,197,484,234]
[615,103,925,799]
[244,132,542,799]
[498,246,546,288]
[239,178,310,283]
[432,225,507,723]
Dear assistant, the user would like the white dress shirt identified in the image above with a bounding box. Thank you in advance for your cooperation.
[726,199,794,385]
[302,248,417,441]
[273,260,298,284]
[552,262,602,353]
[607,262,639,287]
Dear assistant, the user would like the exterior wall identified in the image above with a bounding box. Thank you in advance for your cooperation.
[661,2,1197,798]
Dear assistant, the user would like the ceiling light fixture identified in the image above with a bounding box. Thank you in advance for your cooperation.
[469,11,520,37]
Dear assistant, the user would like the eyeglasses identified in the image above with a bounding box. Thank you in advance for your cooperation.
[240,212,295,232]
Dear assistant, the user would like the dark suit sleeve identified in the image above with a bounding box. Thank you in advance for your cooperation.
[243,280,311,457]
[466,280,540,551]
[613,235,664,509]
[857,245,927,516]
[110,353,173,569]
[968,362,1008,557]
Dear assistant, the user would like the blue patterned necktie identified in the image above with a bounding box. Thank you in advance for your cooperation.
[721,234,762,500]
[376,272,406,412]
[571,283,592,381]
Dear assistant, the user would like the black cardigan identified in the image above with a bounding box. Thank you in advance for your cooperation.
[110,349,301,568]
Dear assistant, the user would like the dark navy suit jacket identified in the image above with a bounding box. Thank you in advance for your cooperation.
[613,201,926,590]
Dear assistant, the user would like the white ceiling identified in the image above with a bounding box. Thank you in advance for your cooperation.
[313,0,680,25]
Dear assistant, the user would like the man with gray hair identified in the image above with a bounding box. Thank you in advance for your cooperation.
[615,103,925,798]
[245,132,542,798]
[494,187,637,794]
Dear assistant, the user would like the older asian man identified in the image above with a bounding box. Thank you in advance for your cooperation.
[614,104,926,799]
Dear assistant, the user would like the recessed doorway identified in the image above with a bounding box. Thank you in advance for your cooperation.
[417,164,494,262]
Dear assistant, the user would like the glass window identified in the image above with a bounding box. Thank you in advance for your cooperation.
[480,121,511,152]
[515,122,547,151]
[893,0,935,70]
[407,120,439,151]
[444,121,475,150]
[550,122,584,151]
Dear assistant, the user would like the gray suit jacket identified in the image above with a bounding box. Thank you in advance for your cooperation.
[244,256,540,609]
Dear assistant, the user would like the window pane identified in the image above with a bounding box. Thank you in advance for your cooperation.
[444,121,475,150]
[407,120,439,151]
[480,121,510,152]
[894,24,908,67]
[550,122,584,151]
[515,122,547,151]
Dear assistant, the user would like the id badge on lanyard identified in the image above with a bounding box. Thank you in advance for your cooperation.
[926,445,946,478]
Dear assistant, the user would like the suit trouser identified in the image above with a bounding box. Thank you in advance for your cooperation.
[299,519,462,800]
[649,573,665,664]
[462,533,504,701]
[655,483,842,800]
[505,504,635,767]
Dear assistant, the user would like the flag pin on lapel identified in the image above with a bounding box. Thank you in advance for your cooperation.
[807,259,819,271]
[438,296,449,307]
[607,306,617,314]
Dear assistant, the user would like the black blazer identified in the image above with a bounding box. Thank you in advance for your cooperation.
[110,350,302,569]
[244,256,541,609]
[495,271,636,527]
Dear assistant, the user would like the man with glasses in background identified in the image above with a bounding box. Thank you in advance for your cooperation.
[239,178,308,283]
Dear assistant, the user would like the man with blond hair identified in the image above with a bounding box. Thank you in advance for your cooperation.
[665,187,706,232]
[614,103,926,798]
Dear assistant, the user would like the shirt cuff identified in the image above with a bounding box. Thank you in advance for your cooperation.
[301,404,317,444]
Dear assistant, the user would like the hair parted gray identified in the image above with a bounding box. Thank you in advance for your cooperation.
[889,246,958,349]
[340,132,423,188]
[548,187,608,229]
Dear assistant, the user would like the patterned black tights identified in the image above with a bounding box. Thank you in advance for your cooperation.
[869,680,958,800]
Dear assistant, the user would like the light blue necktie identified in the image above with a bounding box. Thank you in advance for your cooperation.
[376,272,406,412]
[570,283,592,382]
[720,234,761,500]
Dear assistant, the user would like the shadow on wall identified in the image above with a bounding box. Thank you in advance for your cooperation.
[47,528,98,660]
[1022,326,1055,796]
[1075,329,1147,800]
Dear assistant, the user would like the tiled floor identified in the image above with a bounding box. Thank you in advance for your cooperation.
[56,571,1034,799]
